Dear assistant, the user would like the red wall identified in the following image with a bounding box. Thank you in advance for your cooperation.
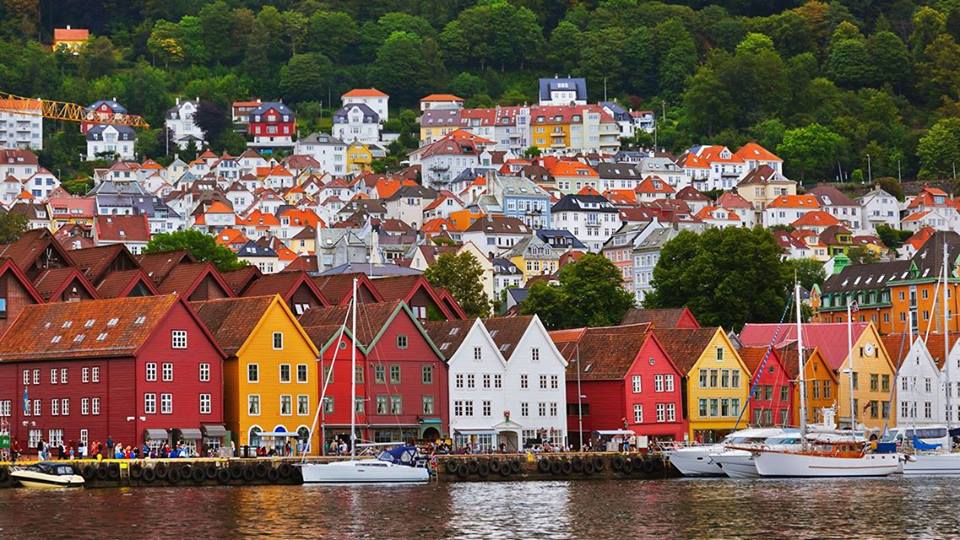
[566,379,624,435]
[318,332,367,428]
[621,337,687,440]
[747,351,793,427]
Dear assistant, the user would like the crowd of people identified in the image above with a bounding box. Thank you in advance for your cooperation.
[8,436,222,462]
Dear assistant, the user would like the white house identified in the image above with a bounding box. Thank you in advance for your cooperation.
[550,192,621,252]
[23,167,60,200]
[341,88,389,123]
[901,207,960,233]
[86,125,136,161]
[462,216,532,256]
[0,98,42,150]
[895,337,945,425]
[859,185,901,233]
[332,104,381,144]
[295,133,346,175]
[165,98,206,150]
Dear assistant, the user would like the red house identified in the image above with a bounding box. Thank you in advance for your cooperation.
[739,346,794,427]
[300,300,448,443]
[371,275,466,320]
[0,258,44,336]
[0,295,227,454]
[553,323,687,446]
[312,273,382,305]
[248,101,296,148]
[239,270,329,315]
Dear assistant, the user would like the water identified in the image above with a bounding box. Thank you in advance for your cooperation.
[1,478,958,539]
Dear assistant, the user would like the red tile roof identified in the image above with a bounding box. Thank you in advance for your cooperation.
[241,270,328,305]
[95,269,159,298]
[652,327,722,374]
[54,27,89,41]
[483,316,533,361]
[343,88,388,98]
[621,308,699,329]
[157,262,232,298]
[312,273,383,305]
[220,266,263,295]
[739,323,870,371]
[32,267,98,302]
[191,295,279,355]
[95,215,151,242]
[553,324,655,381]
[299,300,404,346]
[137,250,195,283]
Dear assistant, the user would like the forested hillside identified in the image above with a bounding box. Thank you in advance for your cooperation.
[2,1,960,182]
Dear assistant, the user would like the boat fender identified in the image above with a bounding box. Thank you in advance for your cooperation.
[583,461,595,475]
[477,461,490,477]
[560,460,573,475]
[611,456,625,471]
[242,466,256,483]
[549,459,562,475]
[108,463,120,480]
[641,459,655,474]
[278,463,293,479]
[205,464,218,480]
[537,458,551,473]
[510,459,522,474]
[456,463,470,478]
[166,467,182,485]
[82,465,97,481]
[266,467,280,483]
[230,465,243,480]
[154,463,168,480]
[444,460,459,475]
[255,463,269,479]
[191,466,206,484]
[499,462,511,477]
[216,468,231,484]
[466,459,480,475]
[181,465,193,480]
[593,457,605,471]
[141,467,156,483]
[489,460,502,474]
[129,464,143,480]
[96,464,110,481]
[621,458,633,474]
[571,457,584,473]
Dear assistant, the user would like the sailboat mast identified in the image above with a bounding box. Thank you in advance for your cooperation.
[350,277,358,459]
[796,282,807,440]
[847,301,855,430]
[944,243,951,428]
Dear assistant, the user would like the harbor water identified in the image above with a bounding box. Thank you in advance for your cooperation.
[1,477,958,538]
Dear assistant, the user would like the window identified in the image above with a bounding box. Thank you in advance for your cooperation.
[33,369,39,385]
[160,394,172,414]
[199,363,210,382]
[634,404,643,423]
[272,332,283,350]
[494,374,502,388]
[521,374,528,389]
[162,363,173,382]
[699,369,707,388]
[716,347,724,361]
[731,370,740,388]
[454,400,464,416]
[455,374,464,388]
[92,367,99,383]
[710,369,718,387]
[51,399,59,416]
[632,375,642,393]
[474,346,482,361]
[667,403,676,422]
[376,395,388,414]
[532,348,540,362]
[538,402,546,416]
[248,395,260,415]
[925,377,932,393]
[396,335,408,349]
[248,364,259,383]
[33,399,40,416]
[82,367,89,383]
[61,398,70,415]
[390,395,402,414]
[146,363,157,381]
[81,398,89,416]
[780,386,789,402]
[483,400,492,416]
[870,374,879,392]
[390,365,401,384]
[521,402,529,416]
[298,395,309,416]
[280,395,292,416]
[721,369,730,388]
[925,401,932,419]
[467,374,475,389]
[144,393,156,414]
[23,370,29,385]
[539,374,547,389]
[171,330,187,349]
[199,394,211,414]
[375,365,386,383]
[654,374,664,392]
[50,369,58,384]
[280,364,291,383]
[824,380,832,398]
[551,375,559,389]
[295,364,307,383]
[423,396,434,415]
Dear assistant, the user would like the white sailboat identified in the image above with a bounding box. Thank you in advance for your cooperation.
[300,278,430,485]
[751,282,902,477]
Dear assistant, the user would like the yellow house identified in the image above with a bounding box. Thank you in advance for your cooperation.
[656,327,750,442]
[530,112,570,150]
[346,142,373,174]
[735,166,797,210]
[192,294,320,454]
[504,234,560,284]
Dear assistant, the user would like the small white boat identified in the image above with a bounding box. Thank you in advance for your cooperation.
[301,458,430,484]
[11,462,85,488]
[902,453,960,476]
[752,444,901,478]
[667,428,777,477]
[713,430,805,479]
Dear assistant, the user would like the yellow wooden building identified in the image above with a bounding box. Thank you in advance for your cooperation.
[346,142,373,174]
[192,294,320,454]
[656,327,750,442]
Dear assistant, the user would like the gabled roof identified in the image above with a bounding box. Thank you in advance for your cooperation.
[738,346,783,377]
[791,210,840,228]
[137,250,196,284]
[32,267,98,302]
[767,194,820,209]
[68,244,139,284]
[733,142,781,162]
[54,27,89,41]
[555,325,670,381]
[482,316,533,361]
[424,318,477,358]
[739,322,871,371]
[241,270,329,305]
[220,265,263,295]
[312,273,383,305]
[343,88,388,98]
[192,295,317,357]
[299,300,401,346]
[156,262,233,298]
[95,269,159,298]
[621,307,700,329]
[0,228,76,274]
[371,275,457,319]
[95,215,150,242]
[653,327,723,374]
[0,257,44,304]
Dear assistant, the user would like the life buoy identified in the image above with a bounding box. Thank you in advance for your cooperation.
[571,457,584,473]
[278,463,293,479]
[255,462,269,479]
[130,464,143,480]
[191,466,206,483]
[611,456,625,471]
[267,468,280,483]
[216,468,231,484]
[641,459,655,473]
[584,460,596,475]
[477,461,490,477]
[205,464,218,480]
[549,459,562,475]
[154,463,168,480]
[141,467,156,483]
[167,467,182,485]
[593,457,605,471]
[242,466,256,483]
[444,460,459,475]
[456,463,469,478]
[489,460,502,474]
[230,465,243,480]
[560,460,573,475]
[499,462,511,477]
[510,459,522,474]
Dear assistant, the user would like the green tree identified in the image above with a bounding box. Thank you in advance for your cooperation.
[424,252,491,318]
[917,118,960,179]
[655,18,698,99]
[305,11,359,62]
[644,227,788,332]
[876,224,913,250]
[827,37,871,88]
[0,212,27,243]
[520,254,634,329]
[782,258,826,291]
[777,123,843,183]
[77,36,118,79]
[279,53,333,103]
[867,31,911,90]
[371,32,444,105]
[145,229,246,272]
[448,72,487,99]
[546,20,581,75]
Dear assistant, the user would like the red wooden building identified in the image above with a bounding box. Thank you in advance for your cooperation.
[247,102,296,146]
[300,300,448,444]
[0,295,227,455]
[553,323,687,446]
[739,346,794,427]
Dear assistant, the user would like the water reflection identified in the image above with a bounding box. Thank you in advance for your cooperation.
[1,478,959,539]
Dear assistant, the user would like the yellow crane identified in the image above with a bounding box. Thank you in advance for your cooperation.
[0,91,150,128]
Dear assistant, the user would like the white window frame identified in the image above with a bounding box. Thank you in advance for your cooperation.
[171,330,187,349]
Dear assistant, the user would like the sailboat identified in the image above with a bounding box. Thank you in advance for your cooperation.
[300,278,430,485]
[750,282,902,477]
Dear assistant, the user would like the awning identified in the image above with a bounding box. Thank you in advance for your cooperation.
[175,428,202,440]
[419,418,443,424]
[593,430,636,436]
[259,431,300,438]
[144,429,169,441]
[201,424,227,438]
[453,429,496,435]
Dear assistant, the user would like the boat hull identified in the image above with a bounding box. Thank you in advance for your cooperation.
[753,451,900,478]
[711,451,760,479]
[903,453,960,476]
[11,471,84,488]
[667,446,725,477]
[301,460,430,484]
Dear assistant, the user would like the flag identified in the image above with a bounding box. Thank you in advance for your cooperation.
[22,387,28,412]
[850,300,859,313]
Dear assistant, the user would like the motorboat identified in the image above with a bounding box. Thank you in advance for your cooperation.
[886,425,960,476]
[11,462,84,488]
[665,428,781,477]
[301,444,430,484]
[712,430,804,479]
